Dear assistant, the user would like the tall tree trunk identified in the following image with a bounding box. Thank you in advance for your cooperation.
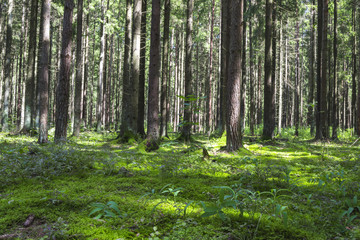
[24,0,38,131]
[332,0,338,139]
[315,0,323,139]
[73,0,83,136]
[83,11,89,129]
[295,17,300,136]
[206,0,215,135]
[352,8,357,133]
[179,0,194,142]
[146,0,161,147]
[308,0,315,135]
[217,0,229,135]
[240,0,247,132]
[160,0,170,137]
[137,0,147,136]
[1,0,14,131]
[263,0,274,139]
[38,0,51,143]
[249,0,255,135]
[54,0,74,141]
[320,0,329,139]
[119,0,134,139]
[97,0,106,132]
[130,0,142,133]
[278,19,283,135]
[226,0,243,151]
[358,7,360,136]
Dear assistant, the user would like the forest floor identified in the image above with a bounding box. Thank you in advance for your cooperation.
[0,128,360,239]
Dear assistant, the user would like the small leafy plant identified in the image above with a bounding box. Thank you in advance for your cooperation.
[89,201,126,219]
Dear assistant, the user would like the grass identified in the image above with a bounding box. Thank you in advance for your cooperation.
[0,128,360,239]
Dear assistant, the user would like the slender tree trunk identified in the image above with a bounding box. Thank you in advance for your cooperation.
[352,8,357,133]
[146,0,161,146]
[38,0,51,143]
[263,0,274,139]
[321,0,329,138]
[137,0,147,136]
[73,0,83,136]
[96,0,106,132]
[358,7,360,136]
[240,0,247,132]
[295,17,300,136]
[308,0,315,135]
[179,0,194,142]
[119,0,134,138]
[206,0,215,135]
[83,12,89,129]
[315,0,323,139]
[160,0,170,137]
[278,19,283,135]
[1,0,14,131]
[332,0,338,139]
[55,0,74,141]
[24,0,38,131]
[226,0,243,151]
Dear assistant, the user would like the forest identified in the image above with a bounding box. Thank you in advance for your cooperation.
[0,0,360,239]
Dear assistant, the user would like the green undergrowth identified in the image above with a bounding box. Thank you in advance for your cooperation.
[0,128,360,239]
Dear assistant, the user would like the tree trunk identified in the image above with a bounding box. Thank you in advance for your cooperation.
[295,17,300,136]
[160,0,170,138]
[137,0,147,136]
[352,8,357,133]
[54,0,74,141]
[179,0,194,142]
[249,0,255,135]
[83,12,89,129]
[1,0,14,131]
[119,0,134,139]
[320,0,329,139]
[315,0,323,139]
[73,0,83,136]
[146,0,161,147]
[38,0,51,143]
[206,0,215,135]
[308,0,315,136]
[332,0,338,139]
[24,0,38,131]
[263,0,274,139]
[226,0,243,151]
[278,19,283,135]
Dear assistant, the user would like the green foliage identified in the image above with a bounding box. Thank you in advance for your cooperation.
[89,201,126,219]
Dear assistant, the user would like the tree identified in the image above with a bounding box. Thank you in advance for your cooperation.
[24,0,38,131]
[131,0,142,133]
[119,0,133,139]
[146,0,161,149]
[137,0,147,136]
[226,0,243,151]
[1,0,14,131]
[160,0,170,138]
[179,0,194,142]
[97,0,106,132]
[38,0,51,143]
[73,0,84,136]
[263,0,274,140]
[55,0,74,141]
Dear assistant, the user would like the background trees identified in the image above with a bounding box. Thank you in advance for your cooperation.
[0,0,359,147]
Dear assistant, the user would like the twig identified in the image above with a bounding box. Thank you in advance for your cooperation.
[351,138,360,147]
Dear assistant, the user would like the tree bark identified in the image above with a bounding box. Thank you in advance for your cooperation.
[308,0,315,136]
[146,0,161,146]
[332,0,338,139]
[179,0,194,142]
[137,0,147,136]
[226,0,243,151]
[263,0,274,139]
[160,0,170,138]
[73,0,83,136]
[1,0,14,131]
[38,0,51,143]
[24,0,38,131]
[295,17,300,136]
[55,0,74,141]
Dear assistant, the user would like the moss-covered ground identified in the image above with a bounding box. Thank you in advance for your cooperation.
[1,128,360,239]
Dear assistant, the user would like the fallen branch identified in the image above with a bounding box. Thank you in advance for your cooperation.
[0,234,18,239]
[351,138,360,147]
